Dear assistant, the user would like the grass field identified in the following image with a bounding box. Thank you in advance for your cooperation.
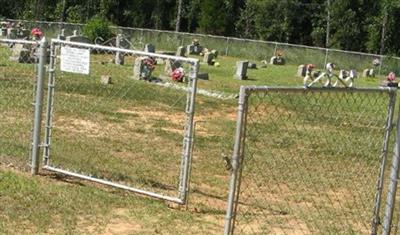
[0,43,396,234]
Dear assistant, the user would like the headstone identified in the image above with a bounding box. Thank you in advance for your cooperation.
[363,69,375,78]
[133,57,154,80]
[260,60,268,68]
[211,49,218,58]
[6,28,17,39]
[198,73,209,80]
[164,59,181,75]
[349,70,357,78]
[9,44,34,63]
[297,64,307,77]
[0,28,6,37]
[18,29,30,38]
[339,70,348,79]
[270,56,285,65]
[186,44,203,55]
[248,62,257,69]
[176,46,186,57]
[57,28,66,40]
[133,57,145,80]
[203,52,215,65]
[144,43,155,53]
[100,75,112,85]
[155,58,165,65]
[234,61,249,80]
[73,30,78,36]
[66,33,91,44]
[115,34,125,65]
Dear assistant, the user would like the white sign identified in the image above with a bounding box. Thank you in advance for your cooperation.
[60,46,90,75]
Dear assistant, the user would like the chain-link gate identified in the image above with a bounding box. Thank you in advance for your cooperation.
[40,39,199,204]
[0,38,45,173]
[224,86,400,234]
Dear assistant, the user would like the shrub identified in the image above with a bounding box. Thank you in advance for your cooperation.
[83,16,113,43]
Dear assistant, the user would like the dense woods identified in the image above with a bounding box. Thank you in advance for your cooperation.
[1,0,400,56]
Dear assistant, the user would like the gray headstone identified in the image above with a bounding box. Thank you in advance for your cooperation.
[144,43,155,53]
[176,46,186,57]
[100,75,112,85]
[270,56,285,65]
[9,44,34,63]
[198,73,209,80]
[297,65,307,77]
[164,59,181,75]
[211,49,218,58]
[73,30,78,36]
[363,69,374,78]
[234,61,249,80]
[203,52,215,65]
[0,28,7,37]
[133,57,145,80]
[186,44,203,55]
[248,62,257,69]
[66,35,91,44]
[7,28,17,39]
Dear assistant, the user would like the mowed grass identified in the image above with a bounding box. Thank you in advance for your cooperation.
[0,44,395,234]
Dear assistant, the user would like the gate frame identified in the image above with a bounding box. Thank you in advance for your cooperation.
[224,86,399,235]
[39,39,199,204]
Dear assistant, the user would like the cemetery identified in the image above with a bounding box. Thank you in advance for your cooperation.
[1,19,400,235]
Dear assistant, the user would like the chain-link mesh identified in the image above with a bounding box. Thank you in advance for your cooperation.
[7,19,400,75]
[0,39,39,170]
[41,39,198,203]
[225,87,396,234]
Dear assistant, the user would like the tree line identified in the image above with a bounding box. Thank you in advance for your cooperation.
[1,0,400,56]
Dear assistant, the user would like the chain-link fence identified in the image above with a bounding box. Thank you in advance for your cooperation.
[7,19,400,75]
[0,38,41,171]
[224,86,399,234]
[39,39,199,204]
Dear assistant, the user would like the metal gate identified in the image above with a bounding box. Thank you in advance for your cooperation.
[40,39,199,204]
[224,86,400,234]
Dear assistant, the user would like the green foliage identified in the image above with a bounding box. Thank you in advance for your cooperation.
[83,16,113,42]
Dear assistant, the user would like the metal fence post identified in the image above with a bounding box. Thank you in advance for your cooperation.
[382,105,400,235]
[178,60,199,204]
[31,37,48,175]
[42,41,57,166]
[371,89,397,234]
[224,86,249,235]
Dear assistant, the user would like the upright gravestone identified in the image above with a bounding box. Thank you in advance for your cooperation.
[234,61,249,80]
[0,27,6,37]
[176,46,186,57]
[9,44,33,63]
[6,28,17,39]
[144,43,155,53]
[211,49,219,59]
[115,34,125,65]
[297,64,307,77]
[66,31,91,44]
[164,59,181,75]
[203,52,214,65]
[133,57,145,80]
[57,29,66,40]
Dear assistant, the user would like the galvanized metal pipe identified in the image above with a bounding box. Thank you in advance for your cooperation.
[371,89,397,234]
[178,61,199,204]
[43,165,184,204]
[224,86,248,235]
[382,103,400,235]
[31,38,47,175]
